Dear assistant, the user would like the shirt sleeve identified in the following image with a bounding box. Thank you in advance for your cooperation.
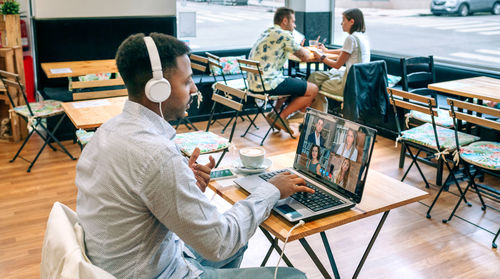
[138,151,280,262]
[282,30,301,53]
[342,35,355,54]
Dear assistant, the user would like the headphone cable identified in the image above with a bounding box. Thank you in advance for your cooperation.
[274,220,305,279]
[159,102,164,119]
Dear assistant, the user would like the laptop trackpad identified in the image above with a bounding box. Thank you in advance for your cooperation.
[275,204,303,219]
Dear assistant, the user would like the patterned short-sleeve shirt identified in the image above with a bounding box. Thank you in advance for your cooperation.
[248,25,301,92]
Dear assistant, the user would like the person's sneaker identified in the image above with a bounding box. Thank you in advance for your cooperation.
[264,111,280,131]
[287,111,305,123]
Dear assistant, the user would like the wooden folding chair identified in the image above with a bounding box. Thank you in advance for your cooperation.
[442,98,499,248]
[387,88,480,218]
[0,70,76,172]
[237,58,294,146]
[205,52,256,134]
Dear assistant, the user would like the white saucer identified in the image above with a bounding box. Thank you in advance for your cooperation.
[233,158,272,174]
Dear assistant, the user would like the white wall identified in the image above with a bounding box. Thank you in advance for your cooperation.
[31,0,176,18]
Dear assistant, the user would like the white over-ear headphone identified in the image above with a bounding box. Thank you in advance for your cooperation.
[143,36,171,103]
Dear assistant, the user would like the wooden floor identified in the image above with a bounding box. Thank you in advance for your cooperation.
[0,116,498,279]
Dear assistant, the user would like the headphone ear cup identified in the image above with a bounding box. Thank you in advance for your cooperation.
[145,78,171,103]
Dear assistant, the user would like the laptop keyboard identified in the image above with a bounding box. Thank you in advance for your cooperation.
[259,170,345,212]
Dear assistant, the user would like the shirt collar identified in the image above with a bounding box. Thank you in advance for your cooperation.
[122,100,177,140]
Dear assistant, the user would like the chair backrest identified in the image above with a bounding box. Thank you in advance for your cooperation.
[190,54,208,84]
[41,202,116,279]
[387,88,442,149]
[206,82,245,141]
[447,98,500,134]
[237,58,265,92]
[400,56,436,96]
[342,60,389,123]
[71,80,127,101]
[0,70,32,115]
[205,52,228,85]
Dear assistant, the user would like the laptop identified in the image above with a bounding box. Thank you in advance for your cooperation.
[234,108,377,223]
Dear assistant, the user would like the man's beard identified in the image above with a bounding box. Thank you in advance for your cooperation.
[175,94,194,120]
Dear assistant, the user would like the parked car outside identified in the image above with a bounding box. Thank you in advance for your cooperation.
[431,0,500,16]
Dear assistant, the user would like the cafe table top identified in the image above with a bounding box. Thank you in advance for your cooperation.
[41,59,118,79]
[208,152,429,242]
[428,76,500,103]
[289,47,339,62]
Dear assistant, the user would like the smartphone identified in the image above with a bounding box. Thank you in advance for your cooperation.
[210,169,237,180]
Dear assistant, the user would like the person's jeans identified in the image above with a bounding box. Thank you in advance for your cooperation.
[185,245,306,279]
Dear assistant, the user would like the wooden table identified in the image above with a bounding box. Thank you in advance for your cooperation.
[288,47,339,78]
[428,76,500,103]
[60,96,126,130]
[209,152,429,279]
[41,59,118,79]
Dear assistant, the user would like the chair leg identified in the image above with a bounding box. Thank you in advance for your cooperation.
[401,147,430,188]
[10,128,36,163]
[215,149,227,168]
[41,115,76,161]
[426,160,470,219]
[442,165,476,224]
[183,117,198,131]
[436,157,443,186]
[399,144,406,169]
[221,114,235,134]
[471,182,487,211]
[493,228,499,249]
[241,101,267,138]
[269,104,295,140]
[33,127,57,151]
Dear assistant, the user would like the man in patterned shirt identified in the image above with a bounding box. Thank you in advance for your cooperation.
[248,7,318,132]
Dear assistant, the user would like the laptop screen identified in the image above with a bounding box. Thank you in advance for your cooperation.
[293,109,377,203]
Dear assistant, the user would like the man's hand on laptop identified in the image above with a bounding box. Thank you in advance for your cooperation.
[269,172,315,199]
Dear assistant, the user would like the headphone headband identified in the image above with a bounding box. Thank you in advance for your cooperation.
[143,36,163,80]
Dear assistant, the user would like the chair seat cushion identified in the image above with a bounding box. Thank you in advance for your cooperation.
[460,141,500,171]
[319,90,344,102]
[174,131,230,156]
[401,123,479,151]
[223,79,247,90]
[13,100,64,118]
[75,129,95,146]
[407,108,454,128]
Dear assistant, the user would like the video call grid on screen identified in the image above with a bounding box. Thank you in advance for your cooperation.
[294,109,376,201]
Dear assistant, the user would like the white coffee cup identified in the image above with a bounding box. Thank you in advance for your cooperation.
[239,147,265,169]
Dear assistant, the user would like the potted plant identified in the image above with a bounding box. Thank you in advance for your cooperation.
[1,0,20,15]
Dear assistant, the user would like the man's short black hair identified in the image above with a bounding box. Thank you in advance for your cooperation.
[115,32,190,98]
[273,7,294,25]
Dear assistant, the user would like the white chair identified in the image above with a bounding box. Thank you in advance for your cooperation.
[41,202,116,279]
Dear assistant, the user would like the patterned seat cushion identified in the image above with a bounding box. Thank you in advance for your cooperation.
[77,73,112,81]
[13,100,64,119]
[460,141,500,171]
[210,55,245,76]
[401,123,479,151]
[75,129,95,146]
[174,131,230,156]
[407,108,454,128]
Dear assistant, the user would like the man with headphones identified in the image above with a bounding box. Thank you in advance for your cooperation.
[75,33,309,278]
